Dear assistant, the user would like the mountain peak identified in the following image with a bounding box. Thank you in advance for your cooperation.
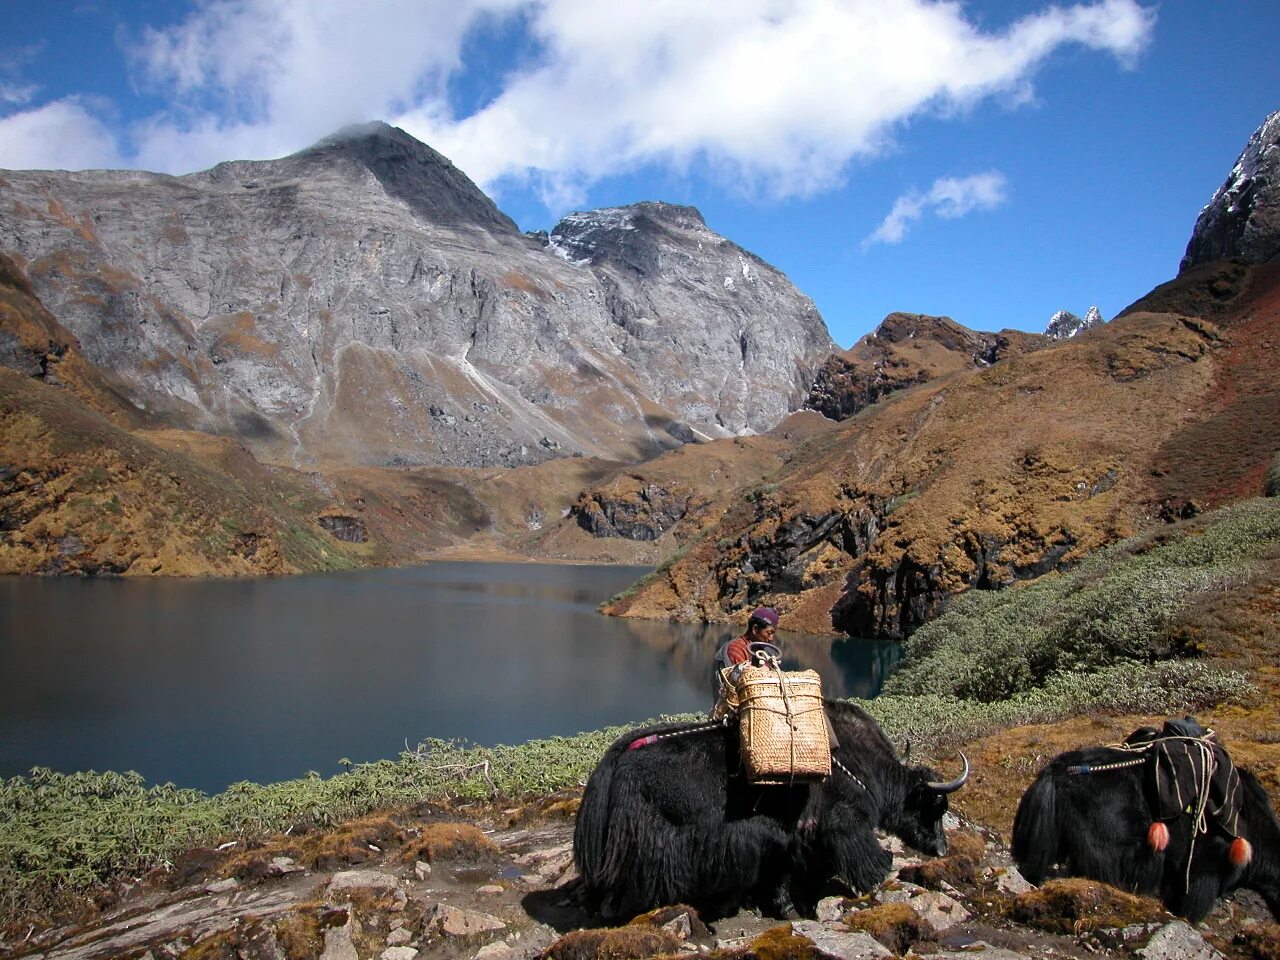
[292,121,519,234]
[544,201,711,271]
[300,121,448,163]
[1045,306,1106,340]
[1180,108,1280,273]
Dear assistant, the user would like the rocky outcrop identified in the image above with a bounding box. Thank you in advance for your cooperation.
[1181,109,1280,272]
[0,125,832,470]
[317,512,369,544]
[830,513,1081,640]
[804,313,1046,422]
[1045,305,1106,340]
[571,475,708,541]
[607,308,1236,637]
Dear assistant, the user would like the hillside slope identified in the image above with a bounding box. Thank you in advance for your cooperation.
[0,366,368,575]
[606,263,1279,637]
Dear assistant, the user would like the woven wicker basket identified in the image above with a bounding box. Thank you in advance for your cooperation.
[734,665,830,784]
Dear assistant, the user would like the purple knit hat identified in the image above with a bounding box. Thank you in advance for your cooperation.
[749,606,779,627]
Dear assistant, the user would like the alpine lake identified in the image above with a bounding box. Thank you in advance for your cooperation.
[0,562,900,793]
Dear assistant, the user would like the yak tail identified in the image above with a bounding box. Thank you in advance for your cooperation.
[1011,770,1058,886]
[573,740,624,887]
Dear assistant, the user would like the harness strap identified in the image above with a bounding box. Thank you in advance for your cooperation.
[1066,757,1147,775]
[626,717,730,750]
[832,757,868,794]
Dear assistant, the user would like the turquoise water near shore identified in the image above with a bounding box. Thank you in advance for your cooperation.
[0,562,899,792]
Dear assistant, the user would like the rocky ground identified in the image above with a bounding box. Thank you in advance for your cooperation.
[5,783,1277,960]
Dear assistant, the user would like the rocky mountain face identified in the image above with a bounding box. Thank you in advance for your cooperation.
[0,123,832,470]
[803,312,1047,422]
[608,224,1280,640]
[1181,109,1280,272]
[1045,305,1105,340]
[607,113,1280,638]
[609,301,1259,637]
[536,201,829,438]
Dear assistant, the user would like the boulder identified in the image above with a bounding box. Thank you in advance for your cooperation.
[430,904,507,938]
[1137,921,1224,960]
[789,920,893,959]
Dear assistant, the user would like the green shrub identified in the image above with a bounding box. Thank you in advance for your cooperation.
[0,717,691,907]
[1267,452,1280,497]
[745,482,781,502]
[860,661,1252,750]
[884,498,1280,701]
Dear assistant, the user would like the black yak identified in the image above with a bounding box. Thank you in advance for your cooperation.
[573,699,968,921]
[1012,722,1280,922]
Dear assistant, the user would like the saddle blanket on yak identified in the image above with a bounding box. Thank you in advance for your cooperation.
[725,665,831,784]
[1126,717,1245,839]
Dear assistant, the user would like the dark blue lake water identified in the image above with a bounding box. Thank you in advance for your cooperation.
[0,562,900,793]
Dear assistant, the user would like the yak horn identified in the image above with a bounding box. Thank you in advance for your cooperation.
[901,739,913,763]
[927,753,970,793]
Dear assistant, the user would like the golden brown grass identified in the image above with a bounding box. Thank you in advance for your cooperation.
[747,925,816,960]
[895,829,985,889]
[1004,878,1168,934]
[1234,923,1280,960]
[841,902,934,954]
[542,926,685,960]
[400,822,497,863]
[610,265,1280,638]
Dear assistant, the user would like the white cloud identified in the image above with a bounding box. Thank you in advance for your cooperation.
[864,171,1009,247]
[125,0,521,172]
[0,83,37,106]
[2,0,1156,201]
[0,98,124,171]
[0,43,43,109]
[404,0,1154,203]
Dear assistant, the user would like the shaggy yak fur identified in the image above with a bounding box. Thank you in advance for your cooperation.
[1012,736,1280,922]
[572,700,965,921]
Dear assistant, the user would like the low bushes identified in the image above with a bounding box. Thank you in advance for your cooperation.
[0,723,634,912]
[884,497,1280,702]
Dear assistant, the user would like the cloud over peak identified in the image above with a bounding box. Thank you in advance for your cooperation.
[0,0,1155,212]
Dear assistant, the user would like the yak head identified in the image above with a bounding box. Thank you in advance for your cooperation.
[889,755,969,858]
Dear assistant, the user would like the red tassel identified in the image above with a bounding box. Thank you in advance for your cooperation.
[1147,821,1170,852]
[1229,837,1253,867]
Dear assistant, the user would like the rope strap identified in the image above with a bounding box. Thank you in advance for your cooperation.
[626,717,730,750]
[832,757,868,794]
[1066,757,1147,775]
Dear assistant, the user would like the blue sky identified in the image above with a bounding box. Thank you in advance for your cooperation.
[2,1,1278,349]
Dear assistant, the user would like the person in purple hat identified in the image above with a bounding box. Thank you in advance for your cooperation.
[712,606,781,698]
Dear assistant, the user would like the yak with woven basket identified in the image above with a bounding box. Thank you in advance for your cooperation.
[573,693,969,921]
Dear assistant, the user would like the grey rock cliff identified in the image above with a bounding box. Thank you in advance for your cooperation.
[1181,109,1280,272]
[0,123,832,468]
